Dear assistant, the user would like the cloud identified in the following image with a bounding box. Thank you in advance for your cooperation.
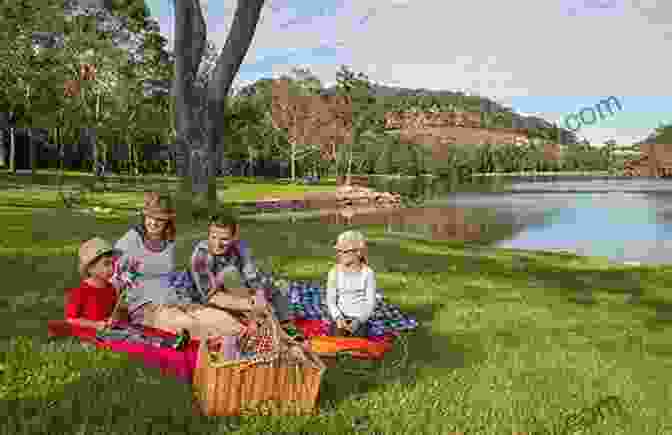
[149,0,672,144]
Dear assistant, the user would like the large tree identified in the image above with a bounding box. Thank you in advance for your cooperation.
[171,0,265,212]
[333,65,387,180]
[0,0,67,172]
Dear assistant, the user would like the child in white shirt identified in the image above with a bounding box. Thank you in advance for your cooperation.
[326,230,377,337]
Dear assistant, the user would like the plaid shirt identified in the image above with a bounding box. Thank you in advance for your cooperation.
[189,240,272,303]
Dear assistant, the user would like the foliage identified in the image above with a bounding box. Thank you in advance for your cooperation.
[0,2,639,178]
[332,65,390,178]
[653,122,672,144]
[0,0,69,128]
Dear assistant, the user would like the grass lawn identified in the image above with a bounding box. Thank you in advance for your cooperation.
[1,175,671,434]
[0,172,337,211]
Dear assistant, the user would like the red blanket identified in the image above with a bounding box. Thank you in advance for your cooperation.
[48,320,199,383]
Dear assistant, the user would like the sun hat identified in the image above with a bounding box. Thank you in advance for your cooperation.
[79,237,120,278]
[143,191,176,221]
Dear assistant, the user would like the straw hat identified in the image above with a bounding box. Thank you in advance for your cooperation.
[79,237,120,277]
[143,192,176,220]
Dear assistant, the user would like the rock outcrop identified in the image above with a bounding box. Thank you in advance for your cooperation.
[385,111,563,162]
[624,143,672,177]
[270,79,564,166]
[335,183,401,206]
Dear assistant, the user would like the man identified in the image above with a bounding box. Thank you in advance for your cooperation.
[190,212,292,329]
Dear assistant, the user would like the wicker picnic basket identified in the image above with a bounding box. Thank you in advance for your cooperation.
[192,306,327,416]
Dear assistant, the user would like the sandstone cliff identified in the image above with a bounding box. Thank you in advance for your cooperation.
[624,143,672,177]
[271,78,562,163]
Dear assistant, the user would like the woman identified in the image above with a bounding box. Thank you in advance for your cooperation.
[114,192,244,339]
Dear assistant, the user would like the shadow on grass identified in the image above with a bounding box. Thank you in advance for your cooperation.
[0,359,233,435]
[638,298,672,334]
[0,319,480,435]
[317,301,487,411]
[371,237,650,302]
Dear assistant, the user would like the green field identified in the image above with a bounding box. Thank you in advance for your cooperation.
[0,174,670,434]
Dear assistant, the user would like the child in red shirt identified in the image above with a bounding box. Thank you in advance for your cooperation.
[65,237,121,330]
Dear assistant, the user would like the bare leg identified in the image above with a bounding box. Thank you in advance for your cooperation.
[142,304,244,340]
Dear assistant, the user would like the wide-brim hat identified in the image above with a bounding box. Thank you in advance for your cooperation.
[142,192,176,220]
[79,237,121,277]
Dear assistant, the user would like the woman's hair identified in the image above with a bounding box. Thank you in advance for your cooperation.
[141,214,176,241]
[163,219,176,241]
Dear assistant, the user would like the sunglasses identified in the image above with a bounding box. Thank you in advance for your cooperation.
[337,249,358,254]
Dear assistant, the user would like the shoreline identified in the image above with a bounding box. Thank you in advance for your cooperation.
[470,171,617,177]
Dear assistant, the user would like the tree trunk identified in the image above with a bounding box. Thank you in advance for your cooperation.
[0,130,5,168]
[28,129,38,174]
[55,126,62,171]
[290,142,296,180]
[80,127,97,173]
[173,0,265,216]
[9,127,15,173]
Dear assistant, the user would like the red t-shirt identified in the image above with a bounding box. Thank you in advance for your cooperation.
[65,280,118,321]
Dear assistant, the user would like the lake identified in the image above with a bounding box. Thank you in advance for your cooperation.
[313,175,672,266]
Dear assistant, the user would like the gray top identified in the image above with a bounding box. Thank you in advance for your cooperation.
[114,228,191,312]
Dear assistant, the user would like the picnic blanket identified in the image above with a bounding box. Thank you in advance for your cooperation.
[48,320,199,383]
[285,280,418,338]
[281,279,417,360]
[46,274,417,382]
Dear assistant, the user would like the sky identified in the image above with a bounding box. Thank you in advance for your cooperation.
[143,0,672,146]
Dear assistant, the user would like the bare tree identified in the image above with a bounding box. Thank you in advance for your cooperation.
[172,0,265,213]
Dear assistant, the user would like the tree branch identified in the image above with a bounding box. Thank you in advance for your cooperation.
[173,0,206,141]
[172,0,208,180]
[205,0,265,178]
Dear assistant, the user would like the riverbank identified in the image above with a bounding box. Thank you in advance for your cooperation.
[1,180,671,433]
[471,170,616,177]
[0,172,337,209]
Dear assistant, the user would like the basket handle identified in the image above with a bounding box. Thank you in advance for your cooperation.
[268,308,326,371]
[197,333,208,368]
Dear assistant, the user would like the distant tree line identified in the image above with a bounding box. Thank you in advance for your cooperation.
[0,0,665,179]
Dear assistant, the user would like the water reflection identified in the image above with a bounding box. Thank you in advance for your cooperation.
[316,201,533,245]
[271,175,672,265]
[320,204,483,241]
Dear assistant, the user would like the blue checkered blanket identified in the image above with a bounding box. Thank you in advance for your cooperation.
[284,280,418,337]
